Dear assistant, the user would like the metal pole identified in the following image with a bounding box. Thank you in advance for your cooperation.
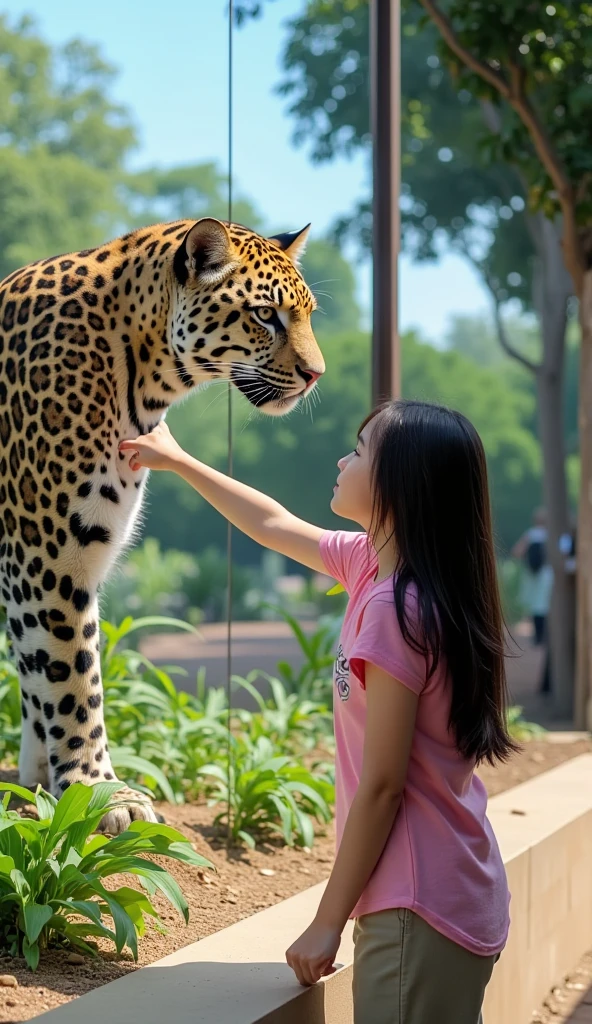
[371,0,401,405]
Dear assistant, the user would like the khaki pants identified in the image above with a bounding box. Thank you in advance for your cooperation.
[353,908,498,1024]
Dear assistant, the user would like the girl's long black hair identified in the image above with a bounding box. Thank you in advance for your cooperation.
[362,399,519,766]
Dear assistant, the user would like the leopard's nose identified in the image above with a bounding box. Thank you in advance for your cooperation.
[296,365,323,388]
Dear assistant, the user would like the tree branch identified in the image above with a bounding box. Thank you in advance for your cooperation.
[418,0,584,289]
[453,231,541,371]
[483,271,540,373]
[417,0,511,98]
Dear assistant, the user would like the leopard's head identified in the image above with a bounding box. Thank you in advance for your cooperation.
[171,218,325,415]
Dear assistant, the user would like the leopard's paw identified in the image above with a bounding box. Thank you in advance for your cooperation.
[96,784,160,835]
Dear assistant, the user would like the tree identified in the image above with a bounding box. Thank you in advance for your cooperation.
[0,17,262,279]
[239,0,579,716]
[0,14,136,275]
[408,1,590,721]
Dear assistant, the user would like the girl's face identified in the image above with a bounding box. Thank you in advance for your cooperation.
[330,417,377,528]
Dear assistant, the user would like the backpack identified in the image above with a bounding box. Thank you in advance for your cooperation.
[525,538,545,574]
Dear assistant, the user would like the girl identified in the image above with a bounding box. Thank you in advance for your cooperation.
[120,399,514,1024]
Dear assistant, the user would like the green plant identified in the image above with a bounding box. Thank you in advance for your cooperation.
[180,545,256,622]
[265,604,341,701]
[0,781,213,970]
[0,633,22,764]
[506,706,546,741]
[0,613,336,848]
[100,539,201,625]
[200,736,334,849]
[233,672,332,752]
[498,559,526,627]
[99,620,233,802]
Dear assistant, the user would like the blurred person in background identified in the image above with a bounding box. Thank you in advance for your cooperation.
[512,508,553,694]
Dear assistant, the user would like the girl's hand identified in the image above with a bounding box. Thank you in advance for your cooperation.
[285,920,341,986]
[119,421,186,472]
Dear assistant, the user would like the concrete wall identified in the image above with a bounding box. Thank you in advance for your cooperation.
[38,755,592,1024]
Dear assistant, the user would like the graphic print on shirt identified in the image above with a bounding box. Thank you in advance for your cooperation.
[335,644,351,701]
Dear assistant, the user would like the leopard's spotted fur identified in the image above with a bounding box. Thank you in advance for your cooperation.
[0,217,324,830]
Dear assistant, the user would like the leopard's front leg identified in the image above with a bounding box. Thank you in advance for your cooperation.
[10,587,157,833]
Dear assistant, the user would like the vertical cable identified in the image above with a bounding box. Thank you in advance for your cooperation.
[225,0,234,853]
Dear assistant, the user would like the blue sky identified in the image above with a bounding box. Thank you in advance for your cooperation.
[3,0,490,343]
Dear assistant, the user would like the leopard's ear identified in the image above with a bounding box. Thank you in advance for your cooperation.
[174,218,239,286]
[268,224,311,265]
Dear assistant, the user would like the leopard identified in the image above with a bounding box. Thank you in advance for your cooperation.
[0,216,324,832]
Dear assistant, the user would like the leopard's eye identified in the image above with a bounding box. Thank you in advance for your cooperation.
[255,306,274,321]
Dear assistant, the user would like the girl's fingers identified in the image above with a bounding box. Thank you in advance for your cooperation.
[287,954,308,986]
[299,958,317,986]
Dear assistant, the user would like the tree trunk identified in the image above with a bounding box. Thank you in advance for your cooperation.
[531,217,575,716]
[535,368,575,718]
[575,268,592,728]
[530,217,575,717]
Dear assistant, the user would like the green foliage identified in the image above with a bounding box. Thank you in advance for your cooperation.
[0,14,328,287]
[232,672,333,750]
[445,314,538,370]
[0,14,135,277]
[0,612,335,849]
[100,541,259,626]
[262,605,341,701]
[0,632,21,763]
[98,616,335,847]
[0,781,212,969]
[422,2,592,228]
[179,546,255,623]
[100,539,200,624]
[0,603,546,850]
[0,16,135,167]
[265,0,539,315]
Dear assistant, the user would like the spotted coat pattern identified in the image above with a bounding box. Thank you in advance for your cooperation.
[0,217,324,829]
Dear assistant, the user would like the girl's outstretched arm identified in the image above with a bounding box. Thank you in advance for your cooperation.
[119,422,326,573]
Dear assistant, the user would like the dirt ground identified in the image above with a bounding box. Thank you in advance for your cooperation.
[0,735,589,1021]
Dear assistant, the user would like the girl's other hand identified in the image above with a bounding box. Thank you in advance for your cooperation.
[285,920,341,986]
[119,421,186,472]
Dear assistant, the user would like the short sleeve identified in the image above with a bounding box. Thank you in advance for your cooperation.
[349,591,427,696]
[320,530,371,593]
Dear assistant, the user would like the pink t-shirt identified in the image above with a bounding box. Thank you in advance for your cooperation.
[320,529,510,957]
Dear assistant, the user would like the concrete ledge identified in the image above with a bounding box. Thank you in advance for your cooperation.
[37,755,592,1024]
[483,754,592,1024]
[36,887,355,1024]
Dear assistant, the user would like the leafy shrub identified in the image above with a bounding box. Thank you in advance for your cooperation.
[180,545,256,622]
[0,633,21,764]
[233,673,332,752]
[100,540,256,627]
[199,736,334,849]
[0,781,213,969]
[265,604,341,701]
[506,705,546,740]
[0,606,544,853]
